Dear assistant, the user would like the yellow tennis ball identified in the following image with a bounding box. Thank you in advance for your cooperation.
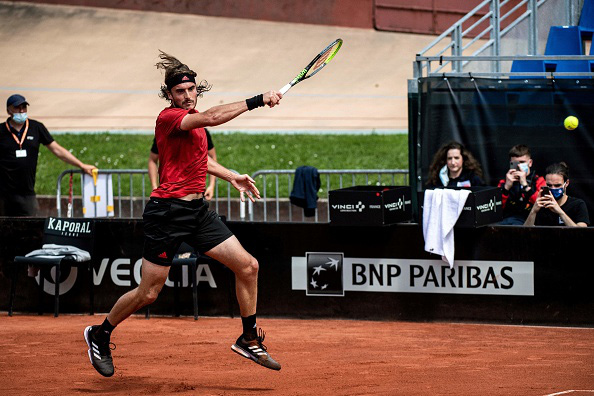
[564,116,579,130]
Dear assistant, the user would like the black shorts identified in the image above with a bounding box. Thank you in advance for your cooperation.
[142,197,233,266]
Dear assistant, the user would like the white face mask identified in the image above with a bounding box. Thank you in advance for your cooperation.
[12,112,28,123]
[439,165,449,186]
[518,162,530,173]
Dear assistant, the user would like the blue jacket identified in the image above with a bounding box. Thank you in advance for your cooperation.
[290,166,321,217]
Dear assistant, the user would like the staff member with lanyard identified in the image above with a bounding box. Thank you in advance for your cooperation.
[0,94,96,216]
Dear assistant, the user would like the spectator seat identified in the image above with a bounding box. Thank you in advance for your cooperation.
[8,217,95,317]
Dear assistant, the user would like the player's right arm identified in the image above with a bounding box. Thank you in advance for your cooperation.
[180,91,281,131]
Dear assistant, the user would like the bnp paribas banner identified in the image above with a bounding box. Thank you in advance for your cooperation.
[291,253,534,297]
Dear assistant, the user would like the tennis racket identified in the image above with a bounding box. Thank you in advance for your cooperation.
[279,38,343,95]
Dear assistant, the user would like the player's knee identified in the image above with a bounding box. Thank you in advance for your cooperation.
[139,287,161,305]
[239,257,259,281]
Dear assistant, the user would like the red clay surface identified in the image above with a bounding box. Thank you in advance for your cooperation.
[1,315,593,396]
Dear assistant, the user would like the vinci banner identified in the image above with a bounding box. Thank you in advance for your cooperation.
[292,254,534,296]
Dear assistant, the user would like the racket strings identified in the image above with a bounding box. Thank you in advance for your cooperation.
[306,41,341,77]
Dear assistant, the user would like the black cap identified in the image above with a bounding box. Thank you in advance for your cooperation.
[7,94,29,108]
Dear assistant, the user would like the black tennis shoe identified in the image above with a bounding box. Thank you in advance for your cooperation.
[84,325,115,377]
[231,328,281,371]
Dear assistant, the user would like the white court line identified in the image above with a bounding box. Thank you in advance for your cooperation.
[443,321,594,331]
[544,390,594,396]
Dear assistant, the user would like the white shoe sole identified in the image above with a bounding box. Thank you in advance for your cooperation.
[84,326,94,365]
[231,343,254,361]
[231,343,281,371]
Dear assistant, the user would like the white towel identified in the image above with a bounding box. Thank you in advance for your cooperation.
[25,244,91,262]
[25,243,91,277]
[422,189,470,268]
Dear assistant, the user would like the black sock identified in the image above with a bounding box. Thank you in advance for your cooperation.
[241,314,257,340]
[94,318,116,342]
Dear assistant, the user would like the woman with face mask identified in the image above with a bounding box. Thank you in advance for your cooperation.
[524,162,589,227]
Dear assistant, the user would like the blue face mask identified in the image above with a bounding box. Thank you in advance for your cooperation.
[12,112,28,124]
[550,183,566,200]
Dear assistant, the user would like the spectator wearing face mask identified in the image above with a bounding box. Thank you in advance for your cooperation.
[0,94,96,216]
[524,162,589,227]
[497,144,546,225]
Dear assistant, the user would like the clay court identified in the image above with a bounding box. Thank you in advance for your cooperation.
[1,2,594,396]
[1,315,593,395]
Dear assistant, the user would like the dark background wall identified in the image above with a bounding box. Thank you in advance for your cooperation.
[1,218,593,326]
[413,77,594,218]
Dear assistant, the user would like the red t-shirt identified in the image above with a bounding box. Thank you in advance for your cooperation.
[150,107,208,198]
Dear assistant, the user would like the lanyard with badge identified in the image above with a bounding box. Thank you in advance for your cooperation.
[5,119,29,158]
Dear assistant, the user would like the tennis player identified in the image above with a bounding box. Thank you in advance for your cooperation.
[84,51,282,376]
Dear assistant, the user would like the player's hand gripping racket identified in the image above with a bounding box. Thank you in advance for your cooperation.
[279,38,343,95]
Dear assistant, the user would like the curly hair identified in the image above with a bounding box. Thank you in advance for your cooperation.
[427,141,484,186]
[155,50,211,102]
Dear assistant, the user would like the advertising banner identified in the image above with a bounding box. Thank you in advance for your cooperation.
[293,255,533,296]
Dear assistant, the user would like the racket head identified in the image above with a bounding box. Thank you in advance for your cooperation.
[303,38,342,79]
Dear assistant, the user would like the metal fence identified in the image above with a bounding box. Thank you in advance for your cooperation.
[56,168,244,218]
[248,169,409,222]
[414,0,583,77]
[56,168,409,222]
[414,54,594,78]
[56,169,151,218]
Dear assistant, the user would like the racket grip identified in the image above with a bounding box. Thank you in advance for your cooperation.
[279,83,292,95]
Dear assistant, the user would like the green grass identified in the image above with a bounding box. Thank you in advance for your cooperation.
[37,132,408,198]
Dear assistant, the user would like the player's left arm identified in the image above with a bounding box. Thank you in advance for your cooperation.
[148,152,160,190]
[47,141,96,175]
[207,156,260,202]
[180,91,281,131]
[204,147,217,200]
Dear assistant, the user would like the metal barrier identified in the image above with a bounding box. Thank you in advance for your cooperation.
[248,169,409,222]
[56,168,245,219]
[414,0,585,77]
[57,168,409,222]
[414,54,594,78]
[56,169,150,218]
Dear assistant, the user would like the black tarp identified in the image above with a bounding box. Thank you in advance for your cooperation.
[413,77,594,218]
[2,218,594,325]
